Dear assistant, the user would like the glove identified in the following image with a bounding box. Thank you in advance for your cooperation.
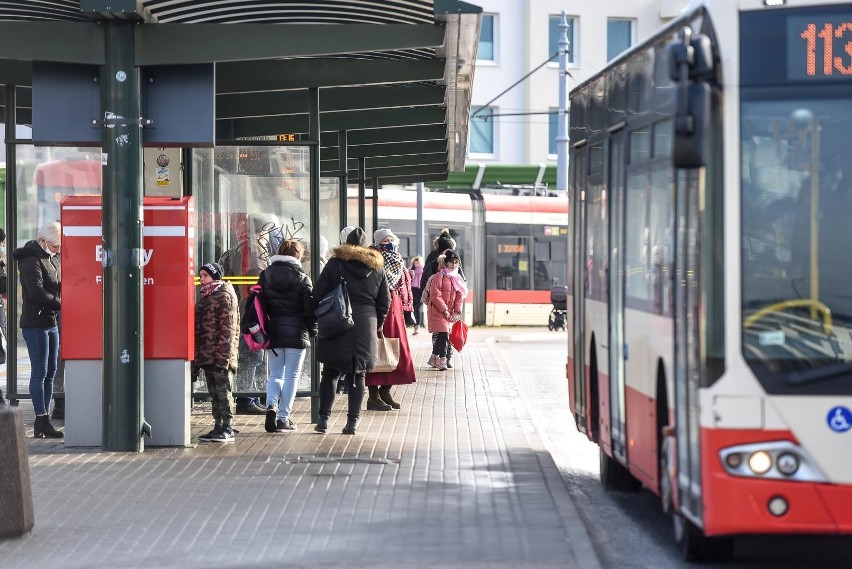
[450,313,461,323]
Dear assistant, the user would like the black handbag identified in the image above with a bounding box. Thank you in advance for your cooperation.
[314,264,354,339]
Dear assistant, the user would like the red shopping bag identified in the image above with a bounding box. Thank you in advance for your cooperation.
[449,320,469,352]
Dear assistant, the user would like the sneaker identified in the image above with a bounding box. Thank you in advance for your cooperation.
[198,426,221,442]
[413,327,419,335]
[276,418,296,431]
[265,407,277,433]
[427,354,438,368]
[236,402,267,415]
[437,356,448,371]
[209,427,235,442]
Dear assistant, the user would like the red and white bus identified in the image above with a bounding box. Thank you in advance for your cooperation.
[567,0,852,561]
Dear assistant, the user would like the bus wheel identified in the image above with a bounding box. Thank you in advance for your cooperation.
[599,448,641,492]
[674,513,735,563]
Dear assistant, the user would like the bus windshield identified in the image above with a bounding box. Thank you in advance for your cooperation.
[741,94,852,394]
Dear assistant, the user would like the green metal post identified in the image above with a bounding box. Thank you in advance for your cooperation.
[309,87,321,423]
[100,21,145,452]
[4,86,17,405]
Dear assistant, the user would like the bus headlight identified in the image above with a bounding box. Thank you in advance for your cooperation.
[776,453,800,476]
[748,451,772,475]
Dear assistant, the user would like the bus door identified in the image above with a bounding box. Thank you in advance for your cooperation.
[572,143,589,432]
[673,169,703,520]
[608,127,628,462]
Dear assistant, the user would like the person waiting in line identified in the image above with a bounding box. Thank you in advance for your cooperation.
[427,250,467,371]
[13,222,63,438]
[409,255,425,335]
[421,229,462,367]
[257,239,316,433]
[331,226,355,396]
[314,227,389,435]
[193,262,240,443]
[365,229,416,411]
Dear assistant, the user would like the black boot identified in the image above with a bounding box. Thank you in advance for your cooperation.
[51,397,65,421]
[315,416,328,433]
[378,385,400,410]
[34,415,64,439]
[446,346,454,369]
[342,417,357,435]
[366,385,392,411]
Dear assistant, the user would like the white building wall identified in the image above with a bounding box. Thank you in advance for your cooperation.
[470,0,690,165]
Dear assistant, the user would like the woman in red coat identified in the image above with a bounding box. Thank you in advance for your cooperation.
[426,249,466,371]
[365,228,416,410]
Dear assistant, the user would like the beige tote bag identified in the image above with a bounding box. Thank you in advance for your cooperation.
[373,336,400,373]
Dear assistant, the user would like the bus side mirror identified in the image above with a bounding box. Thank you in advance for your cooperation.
[668,29,714,169]
[673,83,710,169]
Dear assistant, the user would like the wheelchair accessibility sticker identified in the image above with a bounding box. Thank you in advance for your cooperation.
[827,406,852,433]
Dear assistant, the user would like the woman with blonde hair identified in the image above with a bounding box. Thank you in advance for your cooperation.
[13,222,63,437]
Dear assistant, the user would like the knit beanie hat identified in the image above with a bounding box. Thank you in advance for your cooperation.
[373,228,399,246]
[339,225,356,244]
[346,227,369,247]
[443,249,460,264]
[199,262,224,281]
[437,234,456,252]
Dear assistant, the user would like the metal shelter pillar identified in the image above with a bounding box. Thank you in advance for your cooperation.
[357,158,366,230]
[338,130,348,229]
[309,87,321,423]
[372,178,379,235]
[4,86,18,403]
[100,21,145,452]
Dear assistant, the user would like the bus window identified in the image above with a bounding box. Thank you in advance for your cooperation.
[625,171,650,305]
[496,237,530,290]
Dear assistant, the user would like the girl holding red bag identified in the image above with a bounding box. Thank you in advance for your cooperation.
[426,249,467,371]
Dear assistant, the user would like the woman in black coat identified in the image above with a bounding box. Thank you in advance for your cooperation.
[13,222,63,438]
[313,227,390,435]
[257,239,316,433]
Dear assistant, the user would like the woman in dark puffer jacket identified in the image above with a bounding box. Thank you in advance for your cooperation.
[258,239,316,433]
[313,227,390,435]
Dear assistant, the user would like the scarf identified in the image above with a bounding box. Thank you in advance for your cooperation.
[411,264,423,288]
[201,280,224,297]
[379,248,405,290]
[442,268,468,299]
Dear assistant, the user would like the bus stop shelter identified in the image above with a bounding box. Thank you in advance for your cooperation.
[0,0,481,451]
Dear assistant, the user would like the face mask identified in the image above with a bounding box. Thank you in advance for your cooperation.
[0,245,5,256]
[42,245,54,257]
[446,267,458,276]
[380,242,397,253]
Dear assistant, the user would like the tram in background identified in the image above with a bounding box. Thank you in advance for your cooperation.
[376,188,568,327]
[567,0,852,561]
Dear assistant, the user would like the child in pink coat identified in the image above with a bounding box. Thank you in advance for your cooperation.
[426,249,467,371]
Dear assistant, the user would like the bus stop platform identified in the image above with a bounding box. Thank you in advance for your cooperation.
[0,328,601,569]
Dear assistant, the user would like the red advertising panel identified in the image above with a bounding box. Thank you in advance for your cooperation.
[61,196,195,360]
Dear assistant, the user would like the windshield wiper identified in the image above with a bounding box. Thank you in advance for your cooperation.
[785,362,852,385]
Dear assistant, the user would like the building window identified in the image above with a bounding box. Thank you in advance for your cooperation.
[470,106,495,155]
[549,109,569,156]
[548,15,576,65]
[478,14,496,62]
[607,18,633,61]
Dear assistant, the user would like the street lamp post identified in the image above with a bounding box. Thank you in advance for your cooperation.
[557,11,570,194]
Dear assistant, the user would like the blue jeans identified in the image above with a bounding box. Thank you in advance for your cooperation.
[23,326,59,415]
[265,347,306,421]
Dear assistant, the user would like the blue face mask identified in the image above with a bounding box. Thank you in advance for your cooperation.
[379,242,397,253]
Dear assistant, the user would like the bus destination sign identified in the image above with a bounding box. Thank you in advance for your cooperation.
[789,14,852,80]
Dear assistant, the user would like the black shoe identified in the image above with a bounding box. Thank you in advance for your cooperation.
[51,399,65,421]
[209,426,235,443]
[236,402,266,415]
[342,418,357,435]
[336,378,349,394]
[265,407,277,433]
[276,418,296,432]
[315,417,328,433]
[198,425,222,442]
[378,386,401,410]
[33,415,63,439]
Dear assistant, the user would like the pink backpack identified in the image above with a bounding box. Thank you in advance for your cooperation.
[240,285,270,351]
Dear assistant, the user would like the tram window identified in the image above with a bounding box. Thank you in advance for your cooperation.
[534,237,568,291]
[630,127,651,163]
[496,237,530,290]
[535,240,551,260]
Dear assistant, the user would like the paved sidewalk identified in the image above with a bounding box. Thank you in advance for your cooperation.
[0,328,601,569]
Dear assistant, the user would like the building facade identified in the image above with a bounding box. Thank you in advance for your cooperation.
[470,0,689,166]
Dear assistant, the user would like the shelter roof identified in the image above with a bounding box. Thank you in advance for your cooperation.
[0,0,481,184]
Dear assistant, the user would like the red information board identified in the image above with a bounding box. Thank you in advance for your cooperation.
[60,196,195,360]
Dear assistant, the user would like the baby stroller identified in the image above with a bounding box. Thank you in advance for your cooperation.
[548,285,568,331]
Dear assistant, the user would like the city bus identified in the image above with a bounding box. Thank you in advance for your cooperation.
[567,0,852,561]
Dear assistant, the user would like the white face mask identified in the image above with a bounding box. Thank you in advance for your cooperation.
[446,267,458,276]
[42,245,54,256]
